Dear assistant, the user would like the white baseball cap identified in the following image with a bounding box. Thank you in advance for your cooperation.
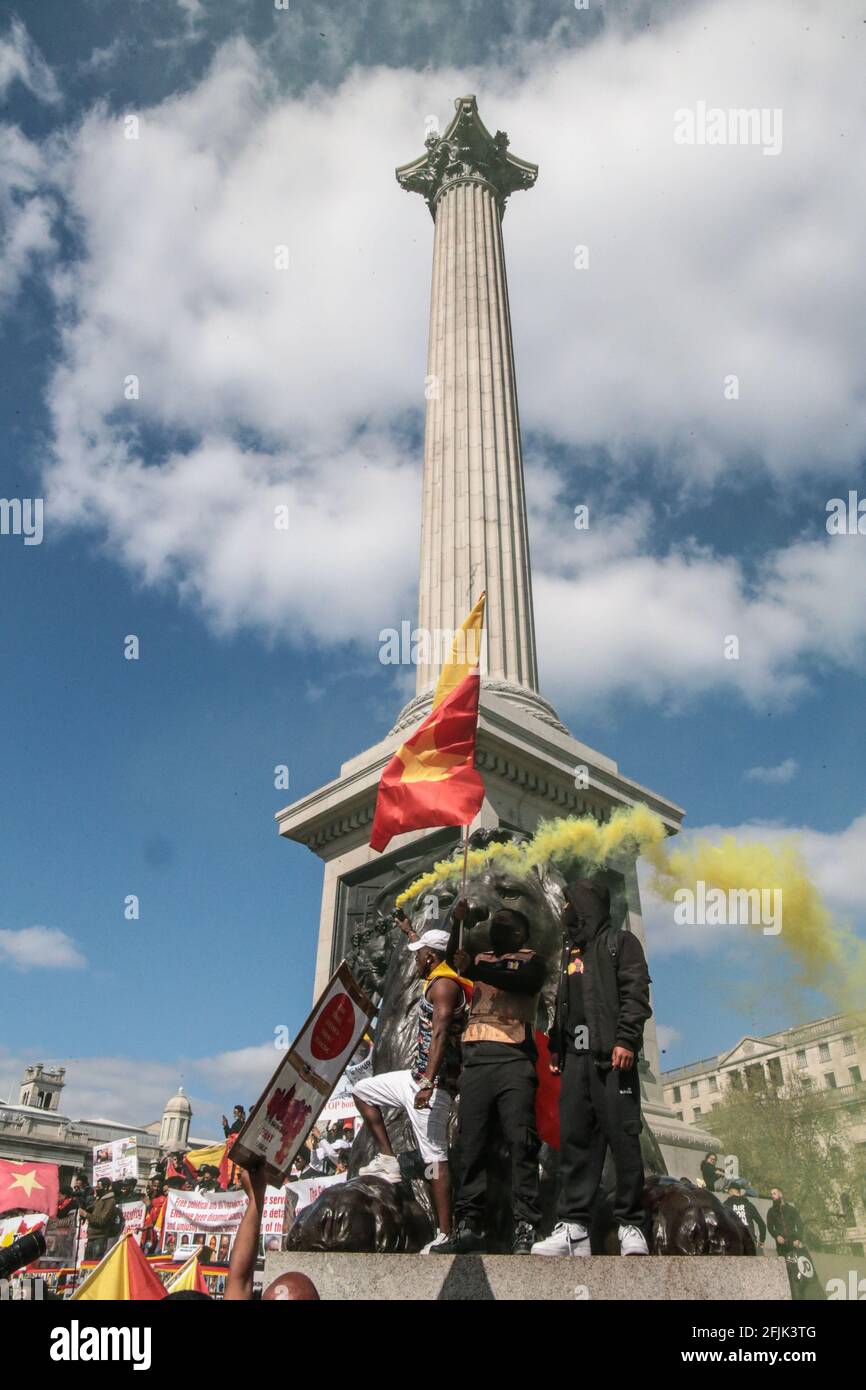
[408,928,451,954]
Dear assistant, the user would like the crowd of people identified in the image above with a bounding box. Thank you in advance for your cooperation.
[46,880,810,1290]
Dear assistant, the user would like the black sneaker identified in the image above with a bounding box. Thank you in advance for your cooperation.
[511,1221,536,1255]
[429,1220,485,1254]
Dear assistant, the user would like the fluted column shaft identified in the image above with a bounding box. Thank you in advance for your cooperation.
[416,179,538,696]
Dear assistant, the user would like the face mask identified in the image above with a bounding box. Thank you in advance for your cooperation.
[490,918,524,956]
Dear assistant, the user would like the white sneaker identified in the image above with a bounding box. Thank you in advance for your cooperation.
[619,1224,649,1255]
[531,1221,590,1256]
[358,1154,401,1183]
[419,1230,450,1255]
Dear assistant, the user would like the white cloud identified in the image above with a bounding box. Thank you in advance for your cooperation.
[640,811,866,958]
[0,1039,280,1132]
[533,510,866,708]
[0,926,86,971]
[0,126,55,303]
[0,18,60,104]
[7,0,861,701]
[655,1023,683,1056]
[745,759,799,785]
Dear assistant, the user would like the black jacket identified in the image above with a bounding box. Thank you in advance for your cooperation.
[767,1200,802,1244]
[549,878,652,1063]
[724,1194,767,1245]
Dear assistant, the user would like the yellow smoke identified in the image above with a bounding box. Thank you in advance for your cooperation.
[645,833,866,1010]
[395,804,666,907]
[396,807,866,1013]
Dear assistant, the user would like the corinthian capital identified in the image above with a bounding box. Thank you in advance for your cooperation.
[396,94,538,217]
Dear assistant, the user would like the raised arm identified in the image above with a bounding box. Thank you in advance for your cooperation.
[224,1162,268,1300]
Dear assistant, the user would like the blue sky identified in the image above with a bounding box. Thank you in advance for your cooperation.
[1,0,864,1131]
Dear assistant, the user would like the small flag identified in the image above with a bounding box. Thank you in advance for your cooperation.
[164,1247,209,1296]
[370,595,486,853]
[71,1231,167,1301]
[0,1159,58,1217]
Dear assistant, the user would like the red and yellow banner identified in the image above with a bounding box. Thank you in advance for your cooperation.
[370,595,486,853]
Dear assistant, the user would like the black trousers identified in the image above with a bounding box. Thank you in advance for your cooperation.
[557,1050,645,1227]
[454,1056,541,1228]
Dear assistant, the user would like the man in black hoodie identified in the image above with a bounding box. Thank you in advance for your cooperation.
[532,876,652,1257]
[767,1187,802,1256]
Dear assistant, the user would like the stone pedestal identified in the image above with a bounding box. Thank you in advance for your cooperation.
[263,1251,791,1301]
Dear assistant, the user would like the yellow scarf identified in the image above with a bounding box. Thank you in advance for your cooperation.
[426,959,474,1001]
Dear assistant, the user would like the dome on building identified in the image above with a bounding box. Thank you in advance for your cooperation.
[163,1086,192,1115]
[159,1085,192,1149]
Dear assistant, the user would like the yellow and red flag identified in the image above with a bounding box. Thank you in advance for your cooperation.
[71,1231,167,1301]
[0,1159,58,1217]
[370,594,486,853]
[164,1247,209,1296]
[184,1138,238,1191]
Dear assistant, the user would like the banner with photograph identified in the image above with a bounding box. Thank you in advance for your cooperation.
[162,1184,288,1260]
[92,1135,139,1183]
[37,1211,79,1268]
[232,961,374,1185]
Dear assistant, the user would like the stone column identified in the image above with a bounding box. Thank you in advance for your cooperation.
[397,96,551,720]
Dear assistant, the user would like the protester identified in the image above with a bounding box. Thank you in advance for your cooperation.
[352,923,471,1251]
[533,876,652,1257]
[767,1186,803,1256]
[430,900,545,1255]
[701,1152,724,1192]
[222,1105,246,1138]
[58,1172,91,1217]
[84,1176,121,1261]
[141,1178,167,1255]
[723,1182,767,1249]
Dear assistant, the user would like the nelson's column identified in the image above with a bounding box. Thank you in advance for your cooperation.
[277,96,715,1176]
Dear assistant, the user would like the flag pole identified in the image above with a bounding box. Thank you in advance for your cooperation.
[458,822,470,950]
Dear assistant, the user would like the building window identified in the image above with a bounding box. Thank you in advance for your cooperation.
[819,1042,831,1062]
[801,1075,813,1090]
[795,1049,807,1068]
[824,1072,837,1090]
[843,1036,855,1056]
[730,1071,743,1090]
[675,1112,683,1122]
[673,1086,681,1103]
[850,1066,862,1085]
[690,1081,699,1098]
[767,1057,784,1086]
[693,1107,701,1117]
[708,1075,718,1091]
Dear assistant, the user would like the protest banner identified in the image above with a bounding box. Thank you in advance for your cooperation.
[286,1173,344,1215]
[163,1184,287,1263]
[38,1211,79,1268]
[119,1199,146,1235]
[318,1092,361,1125]
[232,960,374,1184]
[92,1135,139,1183]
